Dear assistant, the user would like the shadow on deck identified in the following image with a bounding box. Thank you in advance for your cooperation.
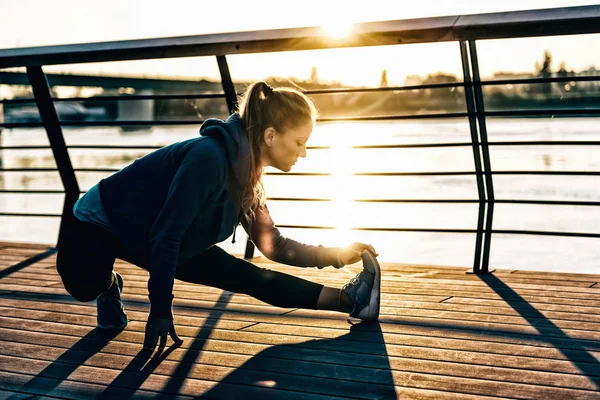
[0,242,599,399]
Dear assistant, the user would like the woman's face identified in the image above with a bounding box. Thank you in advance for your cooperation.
[261,119,313,172]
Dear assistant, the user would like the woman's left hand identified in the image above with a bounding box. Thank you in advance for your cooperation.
[337,242,379,266]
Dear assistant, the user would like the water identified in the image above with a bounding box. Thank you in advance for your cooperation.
[0,118,599,274]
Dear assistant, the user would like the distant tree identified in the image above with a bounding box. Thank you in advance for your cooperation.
[310,67,318,84]
[535,51,553,76]
[380,69,388,87]
[535,50,553,95]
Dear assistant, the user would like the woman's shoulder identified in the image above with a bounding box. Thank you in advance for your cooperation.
[179,136,228,160]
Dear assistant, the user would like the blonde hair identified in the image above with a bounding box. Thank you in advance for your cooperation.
[237,81,318,221]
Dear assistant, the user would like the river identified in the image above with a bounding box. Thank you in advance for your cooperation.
[0,117,598,274]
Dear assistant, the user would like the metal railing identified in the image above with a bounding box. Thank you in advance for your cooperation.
[1,5,599,272]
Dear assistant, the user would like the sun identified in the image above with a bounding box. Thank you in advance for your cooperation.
[321,21,354,39]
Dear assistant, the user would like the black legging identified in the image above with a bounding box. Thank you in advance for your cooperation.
[56,216,323,309]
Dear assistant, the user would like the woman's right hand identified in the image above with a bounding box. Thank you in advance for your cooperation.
[143,318,183,351]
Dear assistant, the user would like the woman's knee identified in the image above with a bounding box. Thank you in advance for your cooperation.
[62,278,105,302]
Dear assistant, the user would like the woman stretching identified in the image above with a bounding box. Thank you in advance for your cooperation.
[57,81,381,351]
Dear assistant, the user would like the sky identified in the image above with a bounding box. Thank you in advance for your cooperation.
[1,0,599,86]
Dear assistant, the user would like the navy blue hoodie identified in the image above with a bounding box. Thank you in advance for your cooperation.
[98,114,341,319]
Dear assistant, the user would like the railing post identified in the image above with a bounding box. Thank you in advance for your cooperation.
[216,55,256,260]
[27,66,80,249]
[459,41,486,274]
[216,55,239,114]
[468,40,495,274]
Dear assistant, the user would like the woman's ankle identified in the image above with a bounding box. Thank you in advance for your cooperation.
[317,286,354,313]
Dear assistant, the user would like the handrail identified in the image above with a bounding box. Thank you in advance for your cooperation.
[1,6,599,68]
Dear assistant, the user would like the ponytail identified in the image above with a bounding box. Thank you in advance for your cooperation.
[237,81,317,221]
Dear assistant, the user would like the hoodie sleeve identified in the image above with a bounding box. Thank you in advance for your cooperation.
[147,139,226,320]
[241,204,343,268]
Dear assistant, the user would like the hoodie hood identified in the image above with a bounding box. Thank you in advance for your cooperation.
[199,113,251,190]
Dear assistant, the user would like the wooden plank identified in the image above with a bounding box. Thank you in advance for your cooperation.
[1,294,598,353]
[2,323,597,381]
[0,353,453,400]
[382,299,600,322]
[0,304,253,329]
[0,389,35,400]
[9,260,600,299]
[5,280,598,325]
[3,273,600,313]
[508,270,600,281]
[3,331,600,392]
[0,370,196,400]
[445,296,600,314]
[384,287,600,305]
[379,304,600,331]
[4,324,599,384]
[0,278,59,288]
[1,307,599,367]
[241,321,600,362]
[2,346,598,400]
[9,264,600,317]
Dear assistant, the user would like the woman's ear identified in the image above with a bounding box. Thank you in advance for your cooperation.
[264,127,276,147]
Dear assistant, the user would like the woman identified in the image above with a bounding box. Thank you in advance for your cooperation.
[57,81,381,351]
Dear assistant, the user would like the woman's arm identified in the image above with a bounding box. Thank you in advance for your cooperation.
[241,204,344,268]
[147,140,225,320]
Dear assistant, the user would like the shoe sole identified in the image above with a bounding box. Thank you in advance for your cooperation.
[362,250,381,321]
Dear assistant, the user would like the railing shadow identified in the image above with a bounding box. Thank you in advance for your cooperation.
[0,248,57,279]
[7,327,120,400]
[100,291,232,399]
[196,322,396,399]
[478,273,600,390]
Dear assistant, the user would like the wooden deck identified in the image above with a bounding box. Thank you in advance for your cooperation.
[0,242,599,399]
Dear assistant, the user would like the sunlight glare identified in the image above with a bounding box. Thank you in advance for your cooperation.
[329,128,357,247]
[321,21,354,39]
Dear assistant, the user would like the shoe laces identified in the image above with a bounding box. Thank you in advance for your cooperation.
[348,271,364,287]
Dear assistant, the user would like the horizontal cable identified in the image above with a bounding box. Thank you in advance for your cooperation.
[355,199,479,203]
[0,93,226,105]
[0,120,205,129]
[303,82,464,95]
[266,197,479,203]
[0,212,60,218]
[353,142,471,149]
[488,141,600,146]
[269,224,600,238]
[318,112,468,122]
[479,75,600,86]
[492,229,600,238]
[0,146,52,150]
[0,168,116,173]
[275,224,476,233]
[55,93,225,102]
[484,109,600,117]
[354,172,475,176]
[0,113,469,129]
[267,197,331,202]
[0,189,64,194]
[67,145,161,150]
[6,141,598,152]
[0,193,593,206]
[495,199,600,206]
[493,171,600,176]
[265,172,330,176]
[3,169,596,176]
